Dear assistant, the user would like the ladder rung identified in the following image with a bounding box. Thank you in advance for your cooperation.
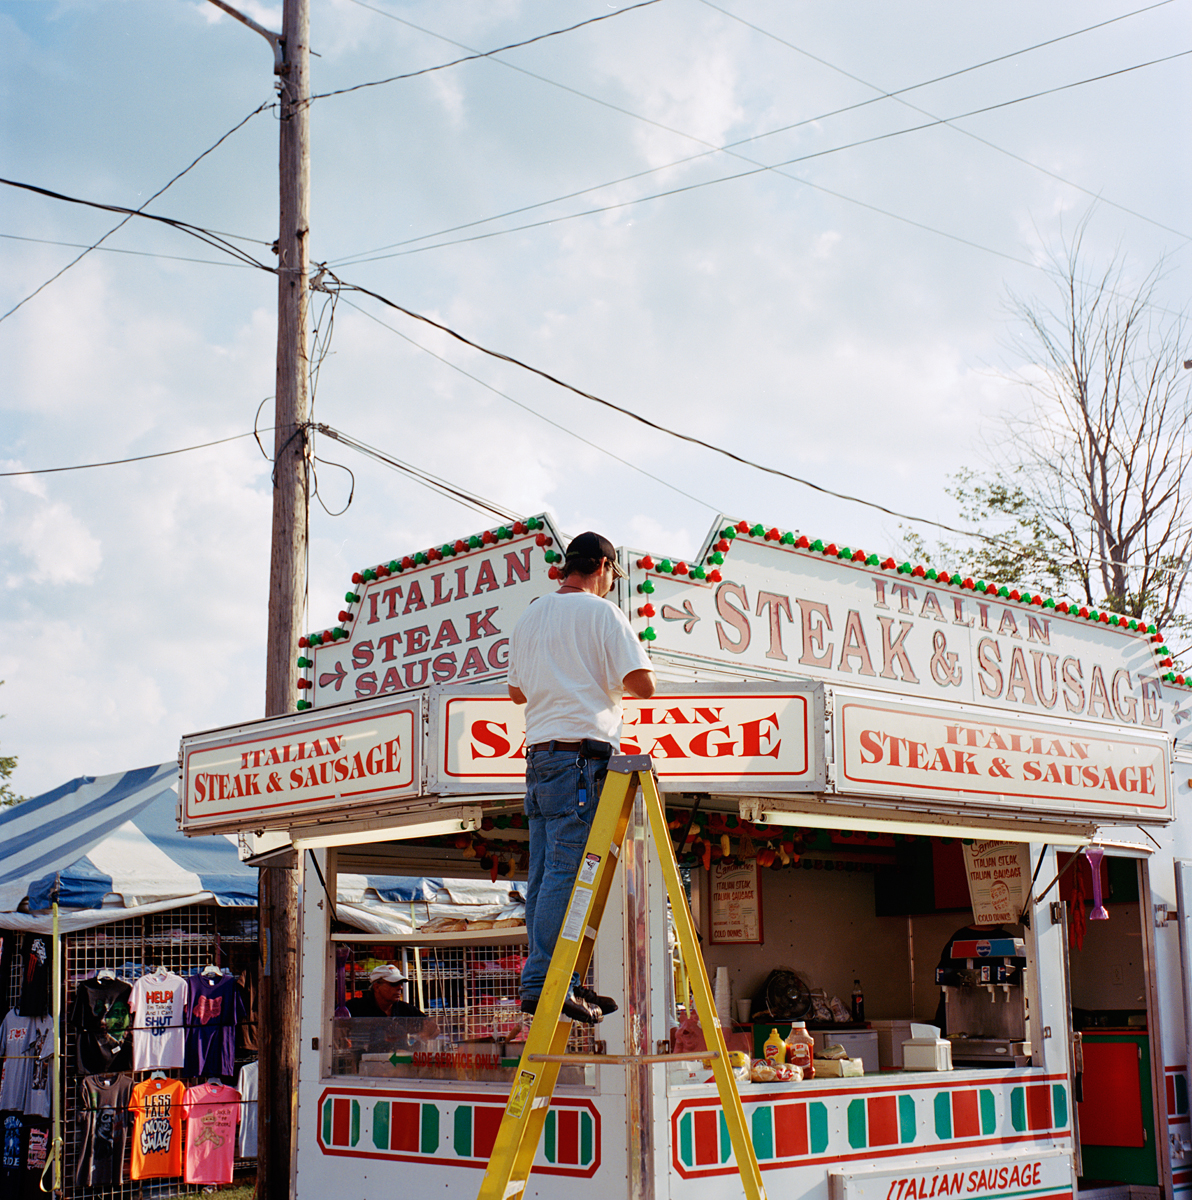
[526,1051,721,1065]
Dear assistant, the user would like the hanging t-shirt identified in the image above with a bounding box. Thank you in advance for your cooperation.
[0,1010,53,1113]
[17,936,50,1019]
[76,1073,132,1188]
[236,1060,258,1158]
[20,1116,51,1200]
[69,976,133,1074]
[23,1021,52,1119]
[184,973,245,1078]
[129,970,186,1070]
[1,1112,22,1196]
[182,1082,240,1185]
[128,1076,185,1179]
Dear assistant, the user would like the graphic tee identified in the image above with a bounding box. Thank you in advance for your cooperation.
[128,1077,185,1179]
[184,973,245,1078]
[1,1112,21,1196]
[20,1117,51,1200]
[129,970,186,1070]
[76,1073,132,1187]
[182,1082,240,1185]
[236,1060,258,1158]
[69,976,133,1074]
[0,1010,53,1114]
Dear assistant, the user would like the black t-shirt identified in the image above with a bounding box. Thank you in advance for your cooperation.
[76,1074,132,1188]
[346,991,428,1051]
[69,978,133,1074]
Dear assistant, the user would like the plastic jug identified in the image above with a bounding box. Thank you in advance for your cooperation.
[763,1028,786,1066]
[784,1021,815,1078]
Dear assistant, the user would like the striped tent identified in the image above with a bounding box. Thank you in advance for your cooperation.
[0,763,257,933]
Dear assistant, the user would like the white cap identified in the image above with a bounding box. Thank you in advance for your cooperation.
[369,964,408,985]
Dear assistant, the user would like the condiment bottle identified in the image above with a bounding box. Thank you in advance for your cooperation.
[851,979,865,1023]
[784,1021,815,1078]
[763,1028,786,1066]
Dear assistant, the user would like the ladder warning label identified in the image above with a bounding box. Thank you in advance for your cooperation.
[561,886,593,942]
[507,1069,537,1120]
[578,852,601,885]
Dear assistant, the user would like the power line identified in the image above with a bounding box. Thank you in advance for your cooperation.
[699,0,1190,243]
[0,232,258,270]
[0,432,266,478]
[0,101,273,323]
[314,0,663,101]
[330,3,1188,268]
[337,295,720,514]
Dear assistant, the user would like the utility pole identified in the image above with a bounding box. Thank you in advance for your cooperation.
[206,2,308,1197]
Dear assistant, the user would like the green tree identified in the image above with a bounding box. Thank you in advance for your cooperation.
[0,681,25,808]
[905,223,1192,654]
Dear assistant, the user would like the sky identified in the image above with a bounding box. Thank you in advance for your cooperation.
[1,0,1189,797]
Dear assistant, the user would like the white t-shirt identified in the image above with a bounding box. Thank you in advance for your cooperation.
[508,591,652,745]
[237,1059,259,1158]
[130,970,187,1070]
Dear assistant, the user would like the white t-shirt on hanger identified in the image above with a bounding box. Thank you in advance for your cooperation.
[130,969,187,1070]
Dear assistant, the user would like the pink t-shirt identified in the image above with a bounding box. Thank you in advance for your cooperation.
[182,1082,240,1185]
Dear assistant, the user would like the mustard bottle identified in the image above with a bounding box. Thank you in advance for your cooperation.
[763,1027,786,1066]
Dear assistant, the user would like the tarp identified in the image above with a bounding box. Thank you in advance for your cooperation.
[0,764,257,929]
[0,765,524,937]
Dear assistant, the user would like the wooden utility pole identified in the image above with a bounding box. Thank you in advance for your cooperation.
[260,2,309,1198]
[206,0,310,1196]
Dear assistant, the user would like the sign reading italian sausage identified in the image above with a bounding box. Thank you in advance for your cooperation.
[427,683,824,793]
[181,698,420,831]
[835,692,1172,823]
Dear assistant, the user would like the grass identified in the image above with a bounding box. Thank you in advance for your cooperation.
[171,1183,255,1200]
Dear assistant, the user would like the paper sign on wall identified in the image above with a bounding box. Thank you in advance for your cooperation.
[962,841,1031,923]
[709,861,763,944]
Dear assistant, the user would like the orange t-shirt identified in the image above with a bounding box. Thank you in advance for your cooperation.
[129,1077,185,1179]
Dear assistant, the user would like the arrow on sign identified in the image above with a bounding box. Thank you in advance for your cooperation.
[660,600,701,634]
[319,662,347,691]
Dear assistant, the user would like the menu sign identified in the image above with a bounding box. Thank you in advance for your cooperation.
[709,861,763,944]
[962,841,1031,923]
[632,518,1166,731]
[427,683,824,794]
[308,518,563,707]
[835,691,1172,824]
[181,698,421,831]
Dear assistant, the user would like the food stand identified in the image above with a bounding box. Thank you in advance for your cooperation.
[178,512,1191,1200]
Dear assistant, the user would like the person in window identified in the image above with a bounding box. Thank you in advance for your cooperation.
[347,965,439,1052]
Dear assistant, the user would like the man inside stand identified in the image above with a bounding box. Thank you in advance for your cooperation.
[347,965,439,1051]
[508,531,656,1025]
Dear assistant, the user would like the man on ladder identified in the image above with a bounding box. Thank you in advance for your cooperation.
[507,530,656,1025]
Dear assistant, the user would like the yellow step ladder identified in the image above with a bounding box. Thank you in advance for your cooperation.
[476,754,767,1200]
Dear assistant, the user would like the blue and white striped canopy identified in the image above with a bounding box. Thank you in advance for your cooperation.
[0,763,257,925]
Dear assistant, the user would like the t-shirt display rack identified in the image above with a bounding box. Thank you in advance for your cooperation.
[1,902,259,1200]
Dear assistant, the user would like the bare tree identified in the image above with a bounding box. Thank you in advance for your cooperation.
[908,224,1192,648]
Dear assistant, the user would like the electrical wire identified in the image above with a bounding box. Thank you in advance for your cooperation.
[314,0,664,101]
[0,180,275,273]
[0,431,266,478]
[0,101,274,323]
[316,423,524,525]
[332,49,1191,274]
[329,4,1188,268]
[336,295,720,514]
[0,232,261,269]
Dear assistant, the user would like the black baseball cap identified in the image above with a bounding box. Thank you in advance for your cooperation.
[564,531,625,578]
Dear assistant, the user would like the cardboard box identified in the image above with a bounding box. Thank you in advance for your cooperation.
[870,1019,914,1069]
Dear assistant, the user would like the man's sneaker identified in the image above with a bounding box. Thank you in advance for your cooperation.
[573,985,618,1016]
[519,992,603,1024]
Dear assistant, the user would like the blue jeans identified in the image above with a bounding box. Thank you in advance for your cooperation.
[520,750,609,997]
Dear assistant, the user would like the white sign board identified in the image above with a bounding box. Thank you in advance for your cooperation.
[834,690,1172,824]
[181,697,421,832]
[963,841,1031,923]
[307,518,563,707]
[426,683,824,793]
[633,519,1171,733]
[829,1147,1074,1200]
